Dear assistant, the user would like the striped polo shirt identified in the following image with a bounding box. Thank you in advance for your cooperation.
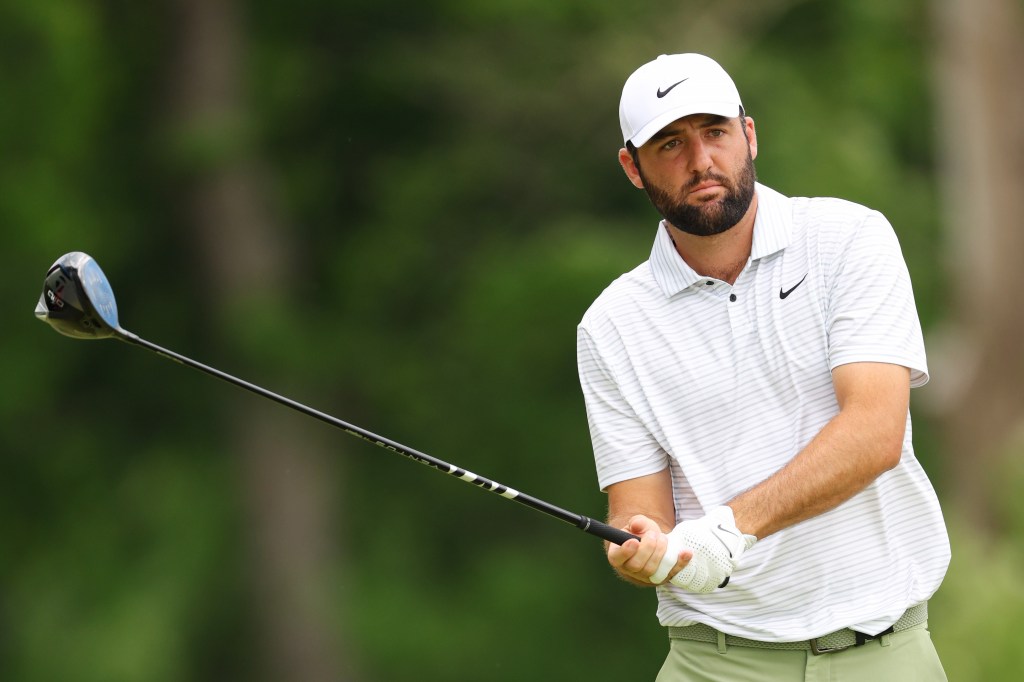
[577,183,950,640]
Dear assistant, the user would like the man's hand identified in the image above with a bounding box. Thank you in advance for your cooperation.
[653,506,757,593]
[606,515,693,586]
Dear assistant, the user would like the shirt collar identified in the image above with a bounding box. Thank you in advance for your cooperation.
[649,182,792,298]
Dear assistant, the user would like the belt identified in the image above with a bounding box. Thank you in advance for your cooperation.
[667,602,928,656]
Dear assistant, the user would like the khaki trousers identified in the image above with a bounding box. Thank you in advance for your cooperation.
[656,622,946,682]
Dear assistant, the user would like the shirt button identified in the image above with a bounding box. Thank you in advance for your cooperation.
[730,294,737,302]
[706,281,714,286]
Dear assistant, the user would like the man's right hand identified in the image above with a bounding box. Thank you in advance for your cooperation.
[606,515,693,586]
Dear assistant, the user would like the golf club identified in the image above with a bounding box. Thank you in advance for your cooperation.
[35,251,638,547]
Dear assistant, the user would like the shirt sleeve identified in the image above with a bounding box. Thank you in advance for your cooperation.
[577,322,669,491]
[825,211,929,387]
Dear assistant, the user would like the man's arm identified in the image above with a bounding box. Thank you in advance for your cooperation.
[729,361,910,539]
[604,362,910,588]
[605,469,691,586]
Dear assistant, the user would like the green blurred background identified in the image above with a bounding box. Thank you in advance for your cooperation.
[3,0,1023,680]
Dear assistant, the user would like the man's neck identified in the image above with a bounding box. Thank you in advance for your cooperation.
[666,193,758,285]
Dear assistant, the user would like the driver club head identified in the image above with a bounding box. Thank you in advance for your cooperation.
[35,251,122,339]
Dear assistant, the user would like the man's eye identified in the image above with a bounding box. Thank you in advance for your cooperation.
[662,139,680,150]
[707,129,725,138]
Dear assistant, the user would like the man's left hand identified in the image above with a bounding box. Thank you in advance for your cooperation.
[649,506,757,593]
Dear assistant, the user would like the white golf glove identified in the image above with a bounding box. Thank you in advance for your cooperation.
[649,506,757,593]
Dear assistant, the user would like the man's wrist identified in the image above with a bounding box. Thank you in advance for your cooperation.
[725,502,761,540]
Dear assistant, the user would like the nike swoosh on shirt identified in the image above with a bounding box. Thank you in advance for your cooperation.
[780,273,808,299]
[656,78,689,98]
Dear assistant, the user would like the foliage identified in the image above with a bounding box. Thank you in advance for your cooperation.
[0,0,1006,680]
[930,518,1024,680]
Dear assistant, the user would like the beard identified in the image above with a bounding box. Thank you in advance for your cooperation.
[639,151,757,237]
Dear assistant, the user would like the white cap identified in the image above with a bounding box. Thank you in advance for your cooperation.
[619,54,742,148]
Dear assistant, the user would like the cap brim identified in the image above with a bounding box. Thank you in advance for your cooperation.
[628,100,741,148]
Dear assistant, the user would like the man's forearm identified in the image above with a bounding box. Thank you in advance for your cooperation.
[605,469,681,586]
[729,363,909,539]
[729,411,898,538]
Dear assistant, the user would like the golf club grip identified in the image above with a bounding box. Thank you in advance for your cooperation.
[578,517,640,546]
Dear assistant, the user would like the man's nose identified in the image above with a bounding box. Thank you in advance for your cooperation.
[685,139,713,175]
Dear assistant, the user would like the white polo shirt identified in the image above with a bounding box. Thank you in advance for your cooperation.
[577,183,950,641]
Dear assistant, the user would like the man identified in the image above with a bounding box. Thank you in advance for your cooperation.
[576,53,950,681]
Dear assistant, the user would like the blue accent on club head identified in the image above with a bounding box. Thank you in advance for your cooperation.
[79,256,120,329]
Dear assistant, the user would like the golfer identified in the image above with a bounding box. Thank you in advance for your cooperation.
[577,53,950,681]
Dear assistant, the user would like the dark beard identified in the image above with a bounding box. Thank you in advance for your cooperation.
[640,153,757,237]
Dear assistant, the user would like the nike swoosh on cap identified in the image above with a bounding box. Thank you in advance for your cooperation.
[656,78,689,98]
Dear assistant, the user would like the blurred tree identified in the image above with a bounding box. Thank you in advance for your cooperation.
[167,0,347,679]
[930,0,1024,534]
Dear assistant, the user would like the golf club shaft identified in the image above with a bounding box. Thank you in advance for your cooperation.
[116,329,638,546]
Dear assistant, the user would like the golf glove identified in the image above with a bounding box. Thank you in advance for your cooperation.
[649,506,757,593]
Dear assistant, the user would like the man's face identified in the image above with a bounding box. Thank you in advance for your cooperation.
[625,114,757,237]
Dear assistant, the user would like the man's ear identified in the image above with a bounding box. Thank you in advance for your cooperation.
[618,147,645,189]
[743,117,758,161]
